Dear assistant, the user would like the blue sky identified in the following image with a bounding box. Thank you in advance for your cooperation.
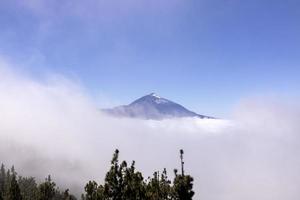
[0,0,299,117]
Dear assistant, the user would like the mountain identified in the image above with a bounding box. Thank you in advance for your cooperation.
[102,93,213,120]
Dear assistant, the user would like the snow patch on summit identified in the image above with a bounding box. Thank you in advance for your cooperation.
[150,93,161,99]
[155,98,168,104]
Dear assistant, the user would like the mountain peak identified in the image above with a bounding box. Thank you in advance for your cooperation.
[103,93,213,120]
[131,93,169,105]
[149,93,161,98]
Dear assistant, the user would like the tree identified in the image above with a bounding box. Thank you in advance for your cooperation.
[0,164,5,194]
[123,161,146,200]
[4,169,12,199]
[8,174,22,200]
[0,164,6,198]
[172,150,194,200]
[103,149,125,200]
[146,169,171,200]
[38,175,56,200]
[84,181,98,200]
[63,189,70,199]
[82,149,195,200]
[18,177,38,200]
[173,173,194,200]
[0,164,77,200]
[96,185,105,200]
[159,169,172,200]
[146,171,160,200]
[63,189,76,200]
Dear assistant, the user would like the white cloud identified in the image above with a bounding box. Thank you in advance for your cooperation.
[0,60,300,199]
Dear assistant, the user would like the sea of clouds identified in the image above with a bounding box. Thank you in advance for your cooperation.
[0,60,300,200]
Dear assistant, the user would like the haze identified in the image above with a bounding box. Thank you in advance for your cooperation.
[1,61,300,199]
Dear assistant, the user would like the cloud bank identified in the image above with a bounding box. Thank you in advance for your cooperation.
[0,61,300,199]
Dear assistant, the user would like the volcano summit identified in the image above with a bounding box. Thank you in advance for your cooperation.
[103,93,213,120]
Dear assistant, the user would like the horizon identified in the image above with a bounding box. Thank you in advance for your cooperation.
[1,0,300,117]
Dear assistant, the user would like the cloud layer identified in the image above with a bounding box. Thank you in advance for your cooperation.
[0,61,300,199]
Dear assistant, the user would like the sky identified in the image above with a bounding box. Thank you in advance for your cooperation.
[1,2,300,198]
[0,0,300,117]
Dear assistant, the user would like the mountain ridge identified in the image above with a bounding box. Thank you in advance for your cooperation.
[102,93,213,120]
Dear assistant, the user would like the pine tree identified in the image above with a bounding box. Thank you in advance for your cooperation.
[173,173,194,200]
[38,175,56,200]
[11,166,16,177]
[82,149,195,200]
[146,171,160,200]
[8,174,22,200]
[63,189,70,199]
[96,185,105,200]
[160,169,172,200]
[0,164,6,198]
[123,161,146,200]
[18,177,38,200]
[84,181,98,200]
[0,164,5,194]
[63,189,76,200]
[103,149,125,200]
[146,169,171,200]
[4,169,12,199]
[172,150,194,200]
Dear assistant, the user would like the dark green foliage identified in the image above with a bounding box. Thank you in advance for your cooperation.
[4,169,12,199]
[173,150,194,200]
[146,172,162,200]
[159,169,172,200]
[8,174,22,200]
[96,185,106,200]
[84,181,98,200]
[122,161,146,200]
[0,164,5,199]
[173,172,194,200]
[145,169,172,200]
[38,175,56,200]
[0,164,5,195]
[63,189,76,200]
[0,164,77,200]
[83,149,195,200]
[18,177,38,200]
[103,149,124,200]
[2,149,195,200]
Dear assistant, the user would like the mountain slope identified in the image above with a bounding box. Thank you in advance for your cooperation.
[102,93,213,120]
